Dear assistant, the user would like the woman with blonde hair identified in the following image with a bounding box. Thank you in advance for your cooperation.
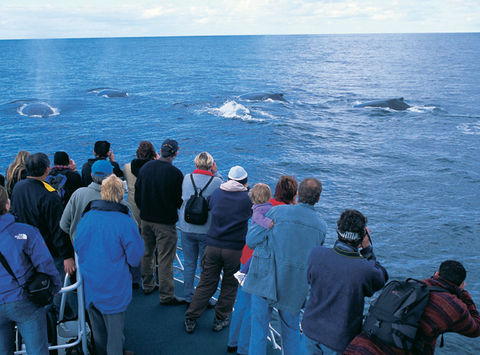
[74,175,144,354]
[5,151,30,196]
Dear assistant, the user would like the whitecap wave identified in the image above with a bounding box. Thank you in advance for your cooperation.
[407,105,437,113]
[17,102,60,118]
[208,100,264,122]
[457,123,480,135]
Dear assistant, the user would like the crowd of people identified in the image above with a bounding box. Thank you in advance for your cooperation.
[0,139,479,355]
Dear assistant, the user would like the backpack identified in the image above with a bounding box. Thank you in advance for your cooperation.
[363,278,447,351]
[45,173,68,200]
[184,174,214,225]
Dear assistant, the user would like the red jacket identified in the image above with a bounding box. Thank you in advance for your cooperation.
[344,276,480,354]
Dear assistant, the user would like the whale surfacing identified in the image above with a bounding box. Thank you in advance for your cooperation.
[88,88,128,98]
[239,92,287,102]
[355,98,411,111]
[18,102,57,118]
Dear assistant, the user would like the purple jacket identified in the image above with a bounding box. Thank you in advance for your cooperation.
[252,202,273,229]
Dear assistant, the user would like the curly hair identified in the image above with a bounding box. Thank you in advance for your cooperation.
[136,141,156,160]
[439,260,466,286]
[249,183,272,204]
[101,175,124,203]
[336,209,367,246]
[273,176,298,204]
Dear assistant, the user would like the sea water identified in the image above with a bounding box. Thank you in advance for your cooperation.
[1,33,479,353]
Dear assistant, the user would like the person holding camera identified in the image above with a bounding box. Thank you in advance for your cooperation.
[301,209,388,354]
[81,140,124,186]
[0,185,61,354]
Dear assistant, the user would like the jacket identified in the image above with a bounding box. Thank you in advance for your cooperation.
[206,180,253,251]
[178,170,222,234]
[60,182,102,241]
[134,160,183,224]
[345,276,480,355]
[0,213,61,304]
[81,158,124,186]
[243,203,326,314]
[74,200,145,314]
[11,178,74,259]
[48,166,83,207]
[123,160,148,226]
[302,240,388,352]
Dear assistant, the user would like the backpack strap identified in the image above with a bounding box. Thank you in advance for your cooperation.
[199,176,215,196]
[190,174,199,197]
[0,251,20,285]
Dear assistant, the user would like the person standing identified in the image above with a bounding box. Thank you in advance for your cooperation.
[0,186,61,355]
[178,152,222,305]
[135,139,185,304]
[302,209,388,354]
[184,166,252,333]
[74,175,144,355]
[81,140,123,186]
[5,151,30,197]
[244,178,327,355]
[46,151,83,208]
[10,153,75,277]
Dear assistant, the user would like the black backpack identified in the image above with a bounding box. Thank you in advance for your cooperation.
[184,174,214,225]
[363,278,447,351]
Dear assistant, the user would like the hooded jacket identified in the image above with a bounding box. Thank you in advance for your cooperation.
[0,213,61,304]
[74,200,144,314]
[206,180,253,251]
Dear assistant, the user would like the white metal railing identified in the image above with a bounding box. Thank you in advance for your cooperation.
[15,255,88,354]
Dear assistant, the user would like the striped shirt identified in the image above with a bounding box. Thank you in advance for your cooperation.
[344,276,480,354]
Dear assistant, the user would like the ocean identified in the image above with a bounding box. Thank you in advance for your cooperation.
[1,33,479,353]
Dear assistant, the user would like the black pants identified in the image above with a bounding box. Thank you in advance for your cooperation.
[185,246,242,321]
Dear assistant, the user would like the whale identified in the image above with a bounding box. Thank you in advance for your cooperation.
[354,97,411,111]
[239,92,287,102]
[88,88,128,98]
[18,102,56,117]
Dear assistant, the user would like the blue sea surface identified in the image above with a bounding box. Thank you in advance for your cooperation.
[1,33,479,353]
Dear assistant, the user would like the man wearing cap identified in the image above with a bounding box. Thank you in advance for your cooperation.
[47,151,83,208]
[60,160,114,242]
[135,139,185,305]
[243,178,327,355]
[81,140,124,186]
[185,166,252,333]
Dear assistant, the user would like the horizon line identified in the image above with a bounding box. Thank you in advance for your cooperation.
[1,31,479,41]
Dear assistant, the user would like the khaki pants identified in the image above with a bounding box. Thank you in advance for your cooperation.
[140,220,178,302]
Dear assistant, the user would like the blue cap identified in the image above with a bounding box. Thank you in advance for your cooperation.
[91,160,113,177]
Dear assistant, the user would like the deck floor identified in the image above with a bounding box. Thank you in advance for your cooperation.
[125,282,281,355]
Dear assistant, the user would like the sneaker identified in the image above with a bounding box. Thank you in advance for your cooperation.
[185,318,197,333]
[207,299,217,309]
[226,345,237,353]
[212,315,230,332]
[161,296,187,306]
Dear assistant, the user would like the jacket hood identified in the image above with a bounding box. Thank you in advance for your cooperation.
[131,158,151,177]
[220,180,248,192]
[83,200,130,217]
[0,213,15,233]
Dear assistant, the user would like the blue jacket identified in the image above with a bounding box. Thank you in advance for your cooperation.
[206,182,253,251]
[302,241,388,352]
[74,200,145,314]
[0,213,61,304]
[243,203,327,314]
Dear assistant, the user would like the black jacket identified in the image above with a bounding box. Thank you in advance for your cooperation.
[81,158,124,186]
[10,178,74,259]
[48,167,83,208]
[135,160,183,224]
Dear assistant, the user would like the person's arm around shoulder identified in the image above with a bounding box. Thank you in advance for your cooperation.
[24,226,62,294]
[246,207,276,248]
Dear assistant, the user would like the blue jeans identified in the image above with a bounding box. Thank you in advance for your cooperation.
[249,294,300,355]
[227,285,251,354]
[180,231,207,302]
[302,334,341,355]
[0,298,48,355]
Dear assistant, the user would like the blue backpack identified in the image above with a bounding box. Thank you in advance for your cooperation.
[45,173,68,200]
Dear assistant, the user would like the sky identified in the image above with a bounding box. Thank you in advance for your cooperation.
[0,0,479,39]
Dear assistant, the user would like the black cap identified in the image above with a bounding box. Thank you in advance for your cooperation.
[161,139,178,157]
[94,141,111,157]
[54,151,69,166]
